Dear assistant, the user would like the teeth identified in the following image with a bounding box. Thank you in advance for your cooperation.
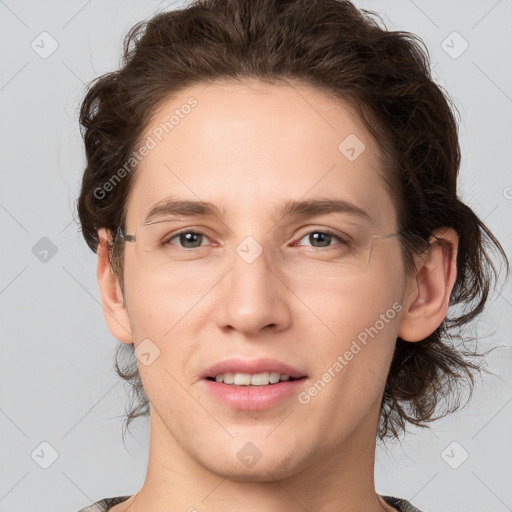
[213,372,293,386]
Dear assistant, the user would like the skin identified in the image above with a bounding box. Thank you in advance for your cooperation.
[96,80,458,512]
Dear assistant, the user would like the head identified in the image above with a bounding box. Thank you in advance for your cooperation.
[77,0,508,466]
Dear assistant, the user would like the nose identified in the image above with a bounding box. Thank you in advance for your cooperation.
[214,239,292,336]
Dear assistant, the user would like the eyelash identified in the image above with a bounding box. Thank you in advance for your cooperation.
[163,228,348,251]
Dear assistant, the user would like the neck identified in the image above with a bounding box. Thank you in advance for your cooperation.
[123,400,391,512]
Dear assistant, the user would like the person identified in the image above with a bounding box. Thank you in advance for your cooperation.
[75,0,509,510]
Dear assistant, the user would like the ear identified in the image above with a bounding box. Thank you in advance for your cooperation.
[97,228,133,345]
[397,227,458,342]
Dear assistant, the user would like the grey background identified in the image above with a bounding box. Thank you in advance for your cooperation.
[0,1,511,511]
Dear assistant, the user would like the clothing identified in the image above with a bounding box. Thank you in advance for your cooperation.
[76,496,130,512]
[76,494,423,511]
[381,495,424,512]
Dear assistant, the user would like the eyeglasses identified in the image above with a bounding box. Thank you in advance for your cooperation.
[114,219,399,274]
[114,219,400,274]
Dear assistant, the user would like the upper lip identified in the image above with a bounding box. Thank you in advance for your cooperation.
[201,358,307,380]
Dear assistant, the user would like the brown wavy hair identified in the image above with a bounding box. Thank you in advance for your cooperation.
[76,0,509,442]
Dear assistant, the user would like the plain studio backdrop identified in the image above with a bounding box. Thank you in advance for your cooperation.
[0,1,511,511]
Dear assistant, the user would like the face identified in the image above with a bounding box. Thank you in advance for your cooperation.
[117,80,408,480]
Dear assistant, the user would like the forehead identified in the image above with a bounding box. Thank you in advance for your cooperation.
[126,79,396,230]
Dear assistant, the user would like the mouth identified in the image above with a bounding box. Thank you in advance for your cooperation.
[201,360,308,410]
[205,372,305,387]
[200,357,308,409]
[201,357,307,382]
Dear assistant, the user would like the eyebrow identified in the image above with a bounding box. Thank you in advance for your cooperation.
[144,196,371,224]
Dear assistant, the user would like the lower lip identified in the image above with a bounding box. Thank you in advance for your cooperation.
[202,378,307,410]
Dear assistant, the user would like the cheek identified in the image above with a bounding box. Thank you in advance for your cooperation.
[291,261,404,397]
[293,265,403,336]
[122,258,215,336]
[300,285,402,423]
[121,265,207,385]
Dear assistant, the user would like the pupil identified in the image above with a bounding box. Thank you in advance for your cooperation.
[180,232,201,248]
[310,232,331,247]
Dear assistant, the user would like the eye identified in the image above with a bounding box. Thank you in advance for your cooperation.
[164,230,211,249]
[160,228,349,251]
[293,229,348,249]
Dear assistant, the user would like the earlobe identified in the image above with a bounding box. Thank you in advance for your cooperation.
[97,228,133,345]
[397,227,459,342]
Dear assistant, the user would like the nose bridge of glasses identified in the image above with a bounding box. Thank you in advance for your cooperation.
[233,234,281,271]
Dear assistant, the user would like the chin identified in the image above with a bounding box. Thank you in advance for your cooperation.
[207,459,302,483]
[196,440,310,482]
